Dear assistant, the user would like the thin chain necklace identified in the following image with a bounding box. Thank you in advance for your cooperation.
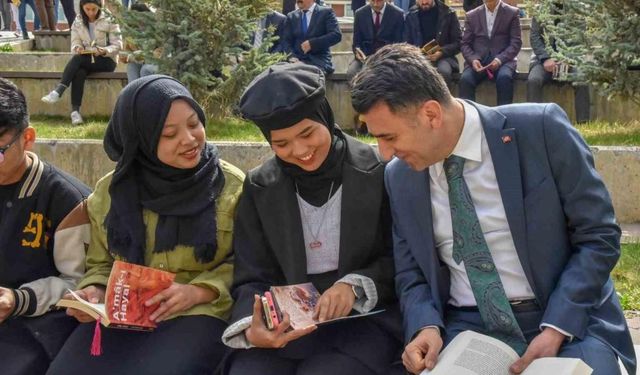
[295,181,335,250]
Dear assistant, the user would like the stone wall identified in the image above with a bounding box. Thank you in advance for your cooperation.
[33,140,640,224]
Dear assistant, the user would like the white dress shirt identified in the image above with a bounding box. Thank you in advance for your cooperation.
[429,100,535,307]
[302,3,316,29]
[485,0,501,37]
[371,3,386,24]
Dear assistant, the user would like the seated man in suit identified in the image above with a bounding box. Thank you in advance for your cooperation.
[527,16,590,124]
[253,10,287,53]
[0,77,91,375]
[282,0,342,74]
[350,44,636,375]
[404,0,461,86]
[459,0,521,105]
[347,0,404,81]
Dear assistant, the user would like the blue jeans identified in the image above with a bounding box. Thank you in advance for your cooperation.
[126,62,158,83]
[18,0,40,38]
[459,63,516,105]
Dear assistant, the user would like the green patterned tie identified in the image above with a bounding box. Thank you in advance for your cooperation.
[444,155,527,355]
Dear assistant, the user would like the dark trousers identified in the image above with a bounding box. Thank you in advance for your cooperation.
[34,0,55,30]
[59,0,75,28]
[60,54,116,110]
[459,64,516,105]
[225,313,402,375]
[0,312,78,375]
[527,62,591,124]
[47,315,229,375]
[0,0,11,31]
[444,307,622,375]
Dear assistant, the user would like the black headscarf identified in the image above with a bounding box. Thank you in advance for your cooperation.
[239,63,346,206]
[103,75,225,264]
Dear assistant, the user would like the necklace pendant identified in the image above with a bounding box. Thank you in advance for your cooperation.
[309,240,322,249]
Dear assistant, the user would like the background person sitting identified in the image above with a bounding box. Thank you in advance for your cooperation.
[403,0,462,87]
[282,0,342,74]
[0,77,90,375]
[41,0,122,125]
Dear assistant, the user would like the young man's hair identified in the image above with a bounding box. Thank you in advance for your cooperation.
[0,78,29,137]
[130,2,150,12]
[350,43,453,114]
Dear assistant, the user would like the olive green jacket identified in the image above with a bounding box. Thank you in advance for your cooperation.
[78,160,244,321]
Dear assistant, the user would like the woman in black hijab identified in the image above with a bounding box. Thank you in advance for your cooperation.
[48,75,245,375]
[222,63,403,375]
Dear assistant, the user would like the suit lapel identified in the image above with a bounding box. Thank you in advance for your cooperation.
[337,163,383,274]
[474,103,537,292]
[258,177,308,283]
[307,7,321,35]
[479,5,489,38]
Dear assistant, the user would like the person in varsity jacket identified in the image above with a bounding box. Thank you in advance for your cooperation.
[0,77,91,375]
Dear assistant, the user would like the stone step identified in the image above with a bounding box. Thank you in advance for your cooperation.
[0,51,127,73]
[1,71,127,117]
[33,30,71,52]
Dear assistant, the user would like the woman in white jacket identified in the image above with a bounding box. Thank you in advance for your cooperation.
[41,0,121,125]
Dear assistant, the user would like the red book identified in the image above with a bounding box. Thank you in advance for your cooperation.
[57,260,175,331]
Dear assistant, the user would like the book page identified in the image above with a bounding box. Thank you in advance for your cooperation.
[56,289,107,322]
[270,283,319,329]
[522,358,592,375]
[422,331,519,375]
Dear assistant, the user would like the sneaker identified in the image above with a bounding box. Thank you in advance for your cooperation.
[70,111,84,125]
[41,90,60,104]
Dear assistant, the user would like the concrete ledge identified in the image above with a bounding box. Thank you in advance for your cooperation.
[0,52,127,72]
[33,30,71,52]
[33,139,640,225]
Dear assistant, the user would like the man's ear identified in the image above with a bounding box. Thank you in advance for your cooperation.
[420,100,444,129]
[22,126,36,151]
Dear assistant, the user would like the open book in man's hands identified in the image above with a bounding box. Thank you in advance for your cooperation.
[263,282,383,330]
[420,330,592,375]
[56,260,175,331]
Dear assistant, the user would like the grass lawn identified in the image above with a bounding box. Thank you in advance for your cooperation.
[31,115,640,146]
[614,243,640,312]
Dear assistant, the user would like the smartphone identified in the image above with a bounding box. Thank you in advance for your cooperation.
[264,291,280,328]
[260,296,274,330]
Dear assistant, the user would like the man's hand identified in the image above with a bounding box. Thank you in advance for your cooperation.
[64,285,106,323]
[472,59,483,72]
[543,58,558,73]
[313,282,355,322]
[509,327,566,374]
[487,58,501,72]
[73,46,84,54]
[0,287,16,324]
[301,40,311,54]
[246,295,317,348]
[146,282,217,322]
[428,51,443,62]
[402,327,443,374]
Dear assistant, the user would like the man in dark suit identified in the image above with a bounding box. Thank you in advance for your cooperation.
[282,0,342,74]
[459,0,521,105]
[404,0,461,86]
[351,44,636,375]
[527,16,590,123]
[347,0,404,81]
[253,10,287,53]
[283,0,324,14]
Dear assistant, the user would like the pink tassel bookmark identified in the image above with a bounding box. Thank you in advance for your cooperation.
[90,318,103,356]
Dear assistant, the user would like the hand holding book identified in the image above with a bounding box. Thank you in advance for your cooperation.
[245,294,317,348]
[312,282,355,322]
[63,285,106,323]
[144,282,218,323]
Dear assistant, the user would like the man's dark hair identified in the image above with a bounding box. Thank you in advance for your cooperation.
[0,78,29,137]
[351,43,453,114]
